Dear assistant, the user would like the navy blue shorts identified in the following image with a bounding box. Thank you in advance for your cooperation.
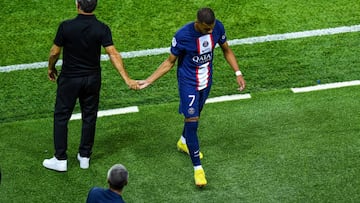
[178,85,211,118]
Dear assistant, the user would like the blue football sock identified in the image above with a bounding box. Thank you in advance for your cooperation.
[184,121,201,166]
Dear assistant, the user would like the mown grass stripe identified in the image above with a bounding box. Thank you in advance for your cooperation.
[80,80,360,119]
[69,94,252,119]
[1,24,360,72]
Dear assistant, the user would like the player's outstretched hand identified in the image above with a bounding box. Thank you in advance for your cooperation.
[237,75,246,91]
[137,80,151,90]
[127,79,140,90]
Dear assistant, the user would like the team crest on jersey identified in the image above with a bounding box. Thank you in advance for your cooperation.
[203,41,209,47]
[222,34,226,40]
[198,34,212,54]
[172,37,177,47]
[188,107,195,115]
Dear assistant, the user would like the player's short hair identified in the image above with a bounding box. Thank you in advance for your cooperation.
[77,0,97,13]
[197,7,216,25]
[107,164,128,191]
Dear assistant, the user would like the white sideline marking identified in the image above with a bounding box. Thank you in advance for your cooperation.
[64,81,360,119]
[291,80,360,93]
[70,106,139,121]
[205,93,251,104]
[69,94,251,119]
[228,24,360,45]
[2,24,360,72]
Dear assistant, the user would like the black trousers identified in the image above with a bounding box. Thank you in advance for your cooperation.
[53,74,101,160]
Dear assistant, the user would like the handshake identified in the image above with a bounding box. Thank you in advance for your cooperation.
[126,79,151,90]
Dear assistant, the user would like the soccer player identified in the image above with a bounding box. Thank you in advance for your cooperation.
[138,7,246,187]
[43,0,139,172]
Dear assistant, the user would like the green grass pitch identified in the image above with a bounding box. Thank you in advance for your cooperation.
[1,0,360,202]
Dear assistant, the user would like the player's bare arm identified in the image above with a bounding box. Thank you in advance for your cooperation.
[48,44,61,81]
[105,45,139,90]
[220,42,246,91]
[138,54,177,89]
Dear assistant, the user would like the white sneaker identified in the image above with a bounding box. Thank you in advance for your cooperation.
[43,157,67,172]
[77,153,90,169]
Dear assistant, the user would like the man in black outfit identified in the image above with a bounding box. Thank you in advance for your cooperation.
[43,0,139,172]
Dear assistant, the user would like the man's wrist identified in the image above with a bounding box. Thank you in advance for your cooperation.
[235,70,242,76]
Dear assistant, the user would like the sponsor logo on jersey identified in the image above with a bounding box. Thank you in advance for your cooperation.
[192,53,213,65]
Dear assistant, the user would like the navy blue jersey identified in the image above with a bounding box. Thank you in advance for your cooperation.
[171,20,227,91]
[86,187,125,203]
